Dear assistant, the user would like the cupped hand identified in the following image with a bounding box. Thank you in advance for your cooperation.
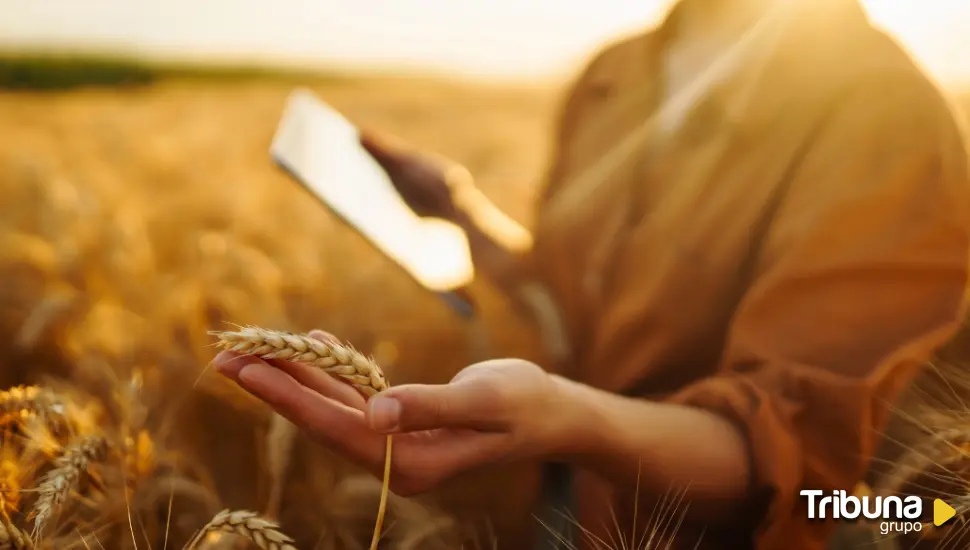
[210,330,567,496]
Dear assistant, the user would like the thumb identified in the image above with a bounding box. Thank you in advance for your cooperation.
[367,382,504,434]
[359,130,407,171]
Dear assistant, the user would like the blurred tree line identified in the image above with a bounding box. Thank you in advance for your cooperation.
[0,53,342,90]
[0,55,157,90]
[0,52,966,122]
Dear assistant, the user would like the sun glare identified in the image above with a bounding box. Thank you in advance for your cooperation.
[861,0,969,84]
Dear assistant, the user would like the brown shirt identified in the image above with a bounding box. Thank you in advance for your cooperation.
[526,0,970,548]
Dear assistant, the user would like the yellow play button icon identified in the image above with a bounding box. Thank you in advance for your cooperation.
[934,499,956,527]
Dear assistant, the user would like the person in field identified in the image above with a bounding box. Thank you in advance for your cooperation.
[212,0,970,548]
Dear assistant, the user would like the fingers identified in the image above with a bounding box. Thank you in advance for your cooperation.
[231,361,387,470]
[265,328,364,408]
[212,350,366,410]
[367,380,507,435]
[210,350,256,379]
[265,358,367,410]
[296,330,367,408]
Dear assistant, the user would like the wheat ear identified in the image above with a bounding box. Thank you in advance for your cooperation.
[185,509,297,550]
[212,327,392,550]
[211,327,388,396]
[0,522,32,550]
[31,435,109,538]
[0,386,64,424]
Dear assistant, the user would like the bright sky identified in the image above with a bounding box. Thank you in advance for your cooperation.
[0,0,967,84]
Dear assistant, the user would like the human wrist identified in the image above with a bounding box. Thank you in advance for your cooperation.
[538,374,612,462]
[538,376,676,471]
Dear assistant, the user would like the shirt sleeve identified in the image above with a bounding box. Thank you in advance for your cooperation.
[668,78,970,547]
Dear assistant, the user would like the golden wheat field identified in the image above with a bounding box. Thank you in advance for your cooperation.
[2,69,970,550]
[0,74,565,549]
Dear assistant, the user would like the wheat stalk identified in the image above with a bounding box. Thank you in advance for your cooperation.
[264,412,296,519]
[30,434,109,538]
[0,521,32,550]
[211,327,392,550]
[0,386,64,425]
[186,509,297,550]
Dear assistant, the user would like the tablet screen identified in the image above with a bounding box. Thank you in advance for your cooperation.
[270,89,475,295]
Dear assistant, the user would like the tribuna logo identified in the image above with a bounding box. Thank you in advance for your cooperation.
[801,490,921,520]
[801,490,924,535]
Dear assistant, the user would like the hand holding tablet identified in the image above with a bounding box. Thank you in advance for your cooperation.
[270,89,476,314]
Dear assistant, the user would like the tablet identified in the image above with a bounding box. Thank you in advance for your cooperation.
[270,88,476,317]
